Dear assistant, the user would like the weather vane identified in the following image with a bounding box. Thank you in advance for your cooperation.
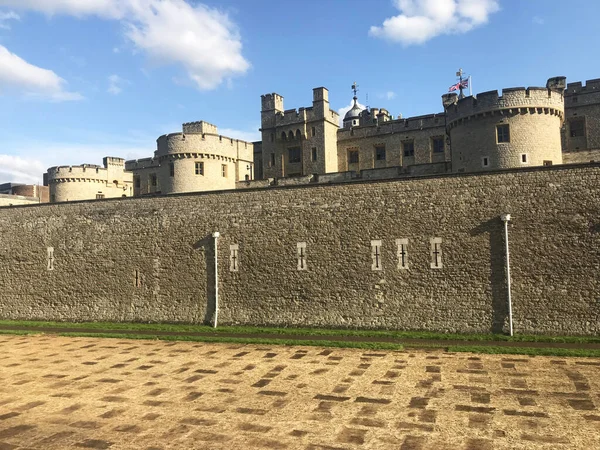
[351,82,359,98]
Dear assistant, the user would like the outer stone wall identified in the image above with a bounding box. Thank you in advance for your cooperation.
[0,164,599,335]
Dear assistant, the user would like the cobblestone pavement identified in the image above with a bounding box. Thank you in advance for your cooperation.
[0,335,598,449]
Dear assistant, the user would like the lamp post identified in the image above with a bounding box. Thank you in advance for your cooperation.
[212,231,220,328]
[500,214,513,336]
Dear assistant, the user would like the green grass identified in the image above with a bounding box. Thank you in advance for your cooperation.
[0,319,598,344]
[55,332,404,351]
[0,329,41,336]
[449,345,600,358]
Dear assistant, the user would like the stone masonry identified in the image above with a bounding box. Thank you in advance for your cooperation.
[1,163,599,335]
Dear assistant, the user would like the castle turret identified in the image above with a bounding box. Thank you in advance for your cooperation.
[443,77,565,172]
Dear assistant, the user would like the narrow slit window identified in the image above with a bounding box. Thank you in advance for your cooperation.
[482,156,489,168]
[521,154,528,164]
[221,164,228,177]
[312,147,317,161]
[230,244,239,272]
[371,240,382,271]
[396,239,408,270]
[134,269,141,287]
[169,162,175,177]
[430,237,443,269]
[47,247,54,271]
[297,242,307,271]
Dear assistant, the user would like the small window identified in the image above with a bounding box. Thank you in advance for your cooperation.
[288,147,301,163]
[572,96,578,103]
[312,147,317,162]
[543,160,553,166]
[195,162,204,175]
[150,174,157,186]
[270,153,275,167]
[221,164,227,177]
[569,119,585,137]
[403,141,415,157]
[134,176,140,188]
[348,150,359,165]
[169,162,174,177]
[497,124,510,143]
[96,193,105,199]
[521,153,528,164]
[432,137,444,153]
[311,127,316,137]
[482,156,489,167]
[270,133,274,142]
[375,145,386,161]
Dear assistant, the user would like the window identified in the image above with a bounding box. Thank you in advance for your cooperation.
[311,127,316,137]
[312,147,317,162]
[403,141,415,157]
[96,193,105,199]
[134,176,140,188]
[521,154,528,164]
[150,174,157,186]
[375,146,386,161]
[482,156,489,167]
[195,162,204,175]
[371,240,382,271]
[348,150,359,165]
[288,147,301,163]
[543,160,553,166]
[570,119,585,137]
[221,164,227,177]
[297,242,307,271]
[572,96,578,104]
[270,133,274,142]
[396,239,408,270]
[270,153,275,167]
[497,124,510,143]
[169,162,174,177]
[432,137,444,153]
[430,237,443,269]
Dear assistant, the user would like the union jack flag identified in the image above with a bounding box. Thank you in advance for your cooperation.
[448,78,469,92]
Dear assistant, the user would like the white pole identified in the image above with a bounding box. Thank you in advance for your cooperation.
[469,76,472,96]
[212,231,220,328]
[501,214,513,336]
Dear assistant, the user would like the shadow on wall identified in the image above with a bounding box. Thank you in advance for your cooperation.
[471,218,508,334]
[193,235,216,325]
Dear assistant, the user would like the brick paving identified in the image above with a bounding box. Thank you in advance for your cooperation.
[0,335,598,449]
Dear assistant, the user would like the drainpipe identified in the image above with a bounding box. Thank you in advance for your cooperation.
[212,231,220,328]
[500,214,513,336]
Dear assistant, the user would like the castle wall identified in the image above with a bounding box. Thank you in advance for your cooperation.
[0,194,40,207]
[1,164,599,335]
[445,88,564,172]
[563,149,600,164]
[337,114,448,171]
[564,79,600,152]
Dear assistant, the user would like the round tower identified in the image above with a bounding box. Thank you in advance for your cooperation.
[443,77,565,172]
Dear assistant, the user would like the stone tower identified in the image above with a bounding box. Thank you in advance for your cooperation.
[443,77,565,172]
[260,87,339,178]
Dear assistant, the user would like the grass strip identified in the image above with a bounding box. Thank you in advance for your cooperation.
[449,345,600,358]
[0,320,598,344]
[0,329,43,336]
[56,332,405,351]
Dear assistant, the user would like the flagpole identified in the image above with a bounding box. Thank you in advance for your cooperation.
[469,76,472,96]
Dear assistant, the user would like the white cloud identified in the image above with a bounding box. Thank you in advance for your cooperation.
[385,91,396,100]
[0,10,19,29]
[369,0,500,45]
[0,45,83,101]
[219,127,261,143]
[338,100,366,127]
[0,154,45,184]
[532,16,544,25]
[107,74,129,95]
[1,0,250,90]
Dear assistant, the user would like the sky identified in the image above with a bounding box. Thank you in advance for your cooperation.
[1,0,600,184]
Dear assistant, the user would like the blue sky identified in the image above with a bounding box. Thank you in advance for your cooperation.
[1,0,599,183]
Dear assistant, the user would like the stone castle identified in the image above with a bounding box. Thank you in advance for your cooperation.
[38,75,600,202]
[1,74,599,336]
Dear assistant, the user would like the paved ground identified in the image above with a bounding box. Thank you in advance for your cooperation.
[0,335,598,450]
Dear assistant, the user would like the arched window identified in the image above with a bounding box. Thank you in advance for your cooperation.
[281,132,287,141]
[288,130,294,140]
[296,129,301,139]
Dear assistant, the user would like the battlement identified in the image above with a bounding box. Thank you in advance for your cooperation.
[444,84,565,124]
[566,78,600,95]
[124,157,159,171]
[338,112,445,140]
[261,92,284,112]
[46,164,109,183]
[277,108,308,125]
[182,121,217,135]
[103,156,125,167]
